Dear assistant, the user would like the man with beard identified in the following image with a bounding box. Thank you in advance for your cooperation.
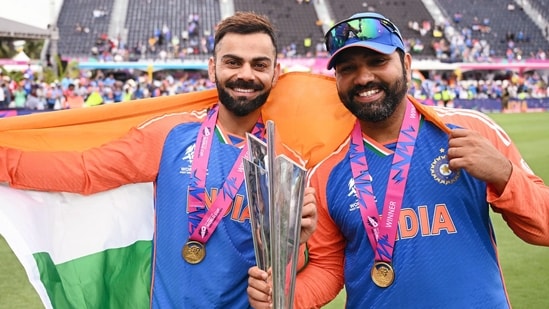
[0,12,317,308]
[247,12,549,308]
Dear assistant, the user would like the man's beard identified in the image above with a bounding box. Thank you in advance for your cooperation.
[339,72,408,123]
[216,78,270,117]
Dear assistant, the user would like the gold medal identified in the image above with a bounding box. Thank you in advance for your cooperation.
[182,240,206,264]
[371,261,395,288]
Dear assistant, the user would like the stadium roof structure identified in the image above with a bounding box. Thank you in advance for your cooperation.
[0,17,51,40]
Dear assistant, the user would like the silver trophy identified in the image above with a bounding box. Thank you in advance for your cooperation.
[243,120,307,309]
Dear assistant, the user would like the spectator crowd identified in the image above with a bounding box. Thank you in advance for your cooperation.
[1,65,548,114]
[0,70,215,111]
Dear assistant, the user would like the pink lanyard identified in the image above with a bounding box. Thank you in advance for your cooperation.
[349,101,419,263]
[187,105,264,243]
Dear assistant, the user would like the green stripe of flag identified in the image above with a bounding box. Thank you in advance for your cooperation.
[35,240,152,309]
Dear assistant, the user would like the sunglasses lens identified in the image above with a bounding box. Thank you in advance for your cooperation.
[326,17,401,55]
[358,18,389,40]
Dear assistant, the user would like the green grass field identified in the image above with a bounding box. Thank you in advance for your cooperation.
[1,112,549,308]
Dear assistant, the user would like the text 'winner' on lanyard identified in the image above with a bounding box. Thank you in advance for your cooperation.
[182,105,265,264]
[349,101,419,287]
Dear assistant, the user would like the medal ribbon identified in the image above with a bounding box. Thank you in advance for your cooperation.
[187,105,264,243]
[350,101,419,263]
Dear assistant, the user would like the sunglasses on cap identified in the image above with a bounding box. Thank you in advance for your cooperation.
[324,15,405,56]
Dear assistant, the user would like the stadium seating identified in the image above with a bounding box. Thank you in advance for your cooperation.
[233,0,325,57]
[437,0,549,58]
[56,0,114,57]
[124,0,221,60]
[54,0,549,61]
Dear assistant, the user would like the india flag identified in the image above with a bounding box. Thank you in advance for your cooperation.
[0,72,353,308]
[0,184,154,308]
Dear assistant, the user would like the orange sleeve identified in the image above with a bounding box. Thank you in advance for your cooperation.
[489,161,549,246]
[0,112,202,195]
[293,155,346,309]
[437,108,549,246]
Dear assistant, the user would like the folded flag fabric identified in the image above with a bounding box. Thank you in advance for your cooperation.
[0,72,354,308]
